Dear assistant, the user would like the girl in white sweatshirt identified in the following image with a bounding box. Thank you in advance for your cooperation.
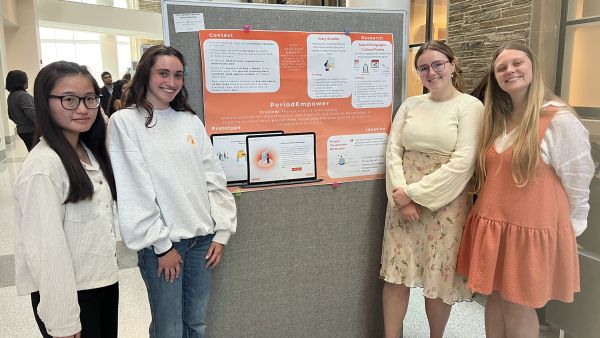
[108,45,237,338]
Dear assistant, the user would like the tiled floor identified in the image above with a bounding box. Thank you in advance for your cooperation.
[0,138,561,337]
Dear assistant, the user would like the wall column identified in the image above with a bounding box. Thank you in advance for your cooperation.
[100,34,119,78]
[0,21,9,156]
[3,0,41,149]
[530,0,561,90]
[5,0,41,81]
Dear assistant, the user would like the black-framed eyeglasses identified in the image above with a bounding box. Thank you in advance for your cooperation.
[416,60,451,75]
[49,95,101,110]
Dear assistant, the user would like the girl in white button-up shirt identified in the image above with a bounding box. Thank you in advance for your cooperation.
[14,61,119,338]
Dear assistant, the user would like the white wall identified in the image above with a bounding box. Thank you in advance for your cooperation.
[36,0,162,39]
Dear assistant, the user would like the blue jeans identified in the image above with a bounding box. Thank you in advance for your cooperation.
[138,235,214,338]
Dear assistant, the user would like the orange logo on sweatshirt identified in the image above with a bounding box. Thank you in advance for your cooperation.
[186,135,196,146]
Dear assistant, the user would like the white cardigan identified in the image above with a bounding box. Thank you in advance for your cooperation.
[14,139,118,337]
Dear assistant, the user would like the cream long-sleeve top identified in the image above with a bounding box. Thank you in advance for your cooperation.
[494,101,594,236]
[14,139,118,337]
[107,107,237,254]
[386,93,484,210]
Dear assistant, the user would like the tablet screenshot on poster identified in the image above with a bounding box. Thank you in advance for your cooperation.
[246,133,319,186]
[211,131,284,185]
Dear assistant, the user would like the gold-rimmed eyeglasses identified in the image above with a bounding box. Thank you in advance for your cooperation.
[416,60,451,75]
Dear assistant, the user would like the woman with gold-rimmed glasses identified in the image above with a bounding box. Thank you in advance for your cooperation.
[380,40,484,338]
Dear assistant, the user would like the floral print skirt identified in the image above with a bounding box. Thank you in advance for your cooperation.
[380,150,473,305]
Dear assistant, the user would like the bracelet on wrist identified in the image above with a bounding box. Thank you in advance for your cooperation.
[156,244,174,257]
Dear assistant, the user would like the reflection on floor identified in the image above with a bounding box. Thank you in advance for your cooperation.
[0,138,559,337]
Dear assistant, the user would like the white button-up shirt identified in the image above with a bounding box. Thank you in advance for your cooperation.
[14,139,118,337]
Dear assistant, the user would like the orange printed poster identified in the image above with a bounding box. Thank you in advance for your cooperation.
[200,29,394,188]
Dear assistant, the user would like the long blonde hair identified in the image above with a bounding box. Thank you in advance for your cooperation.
[473,43,551,192]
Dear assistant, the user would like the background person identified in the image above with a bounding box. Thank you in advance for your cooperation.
[470,73,488,103]
[14,61,119,338]
[381,40,484,338]
[457,42,594,338]
[99,71,113,113]
[106,79,128,117]
[121,72,132,83]
[5,70,36,151]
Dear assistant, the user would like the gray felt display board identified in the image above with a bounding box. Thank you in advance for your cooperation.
[161,2,407,337]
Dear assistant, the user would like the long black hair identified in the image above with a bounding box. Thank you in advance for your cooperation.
[107,79,126,117]
[34,61,117,203]
[122,45,195,127]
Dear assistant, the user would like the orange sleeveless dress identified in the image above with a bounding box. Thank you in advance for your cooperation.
[456,110,580,308]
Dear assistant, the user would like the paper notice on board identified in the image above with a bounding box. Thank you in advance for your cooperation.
[203,39,280,93]
[306,34,353,99]
[352,40,393,108]
[327,133,387,178]
[173,13,205,33]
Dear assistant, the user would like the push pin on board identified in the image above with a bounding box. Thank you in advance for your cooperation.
[332,181,339,190]
[344,28,351,36]
[243,24,251,32]
[234,188,243,198]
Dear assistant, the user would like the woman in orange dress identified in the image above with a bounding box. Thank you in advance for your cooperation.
[456,43,594,337]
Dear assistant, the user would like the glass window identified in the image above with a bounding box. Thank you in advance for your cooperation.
[39,27,55,40]
[561,22,600,109]
[41,42,58,62]
[73,31,100,40]
[63,0,159,13]
[407,0,448,97]
[568,0,600,20]
[54,28,74,41]
[75,43,102,76]
[432,0,447,40]
[39,27,104,84]
[55,43,77,61]
[114,0,128,9]
[407,47,423,97]
[410,0,427,45]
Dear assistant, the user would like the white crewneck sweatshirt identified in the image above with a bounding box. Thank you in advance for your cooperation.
[108,106,237,254]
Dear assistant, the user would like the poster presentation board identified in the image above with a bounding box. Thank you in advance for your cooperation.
[161,2,407,337]
[200,29,393,187]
